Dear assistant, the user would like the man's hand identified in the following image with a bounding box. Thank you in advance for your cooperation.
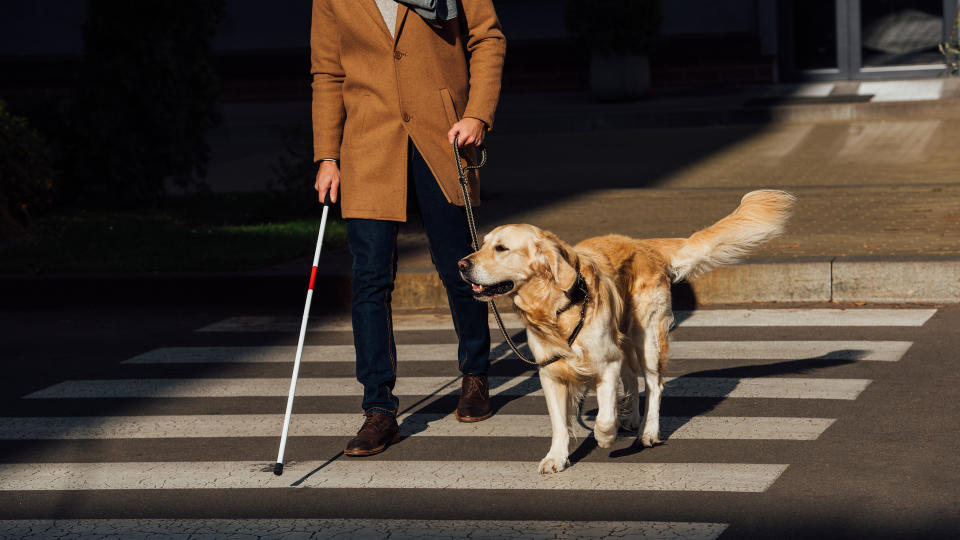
[314,160,340,204]
[448,117,487,148]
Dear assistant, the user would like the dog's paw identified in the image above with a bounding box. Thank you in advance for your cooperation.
[618,414,641,433]
[538,453,570,474]
[639,432,662,448]
[594,422,617,448]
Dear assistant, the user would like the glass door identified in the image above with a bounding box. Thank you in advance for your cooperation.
[780,0,958,80]
[856,0,950,72]
[794,0,841,72]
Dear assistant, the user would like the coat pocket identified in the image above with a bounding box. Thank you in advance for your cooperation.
[347,95,370,147]
[439,88,460,128]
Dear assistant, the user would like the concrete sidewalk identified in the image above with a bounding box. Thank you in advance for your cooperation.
[492,78,960,132]
[6,79,959,308]
[263,79,960,308]
[201,78,960,193]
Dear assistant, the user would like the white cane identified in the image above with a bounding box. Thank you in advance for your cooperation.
[274,197,331,476]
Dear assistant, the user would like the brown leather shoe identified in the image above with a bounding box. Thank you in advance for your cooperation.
[456,373,492,422]
[344,412,399,457]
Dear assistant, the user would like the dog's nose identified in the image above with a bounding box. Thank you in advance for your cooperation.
[458,258,472,272]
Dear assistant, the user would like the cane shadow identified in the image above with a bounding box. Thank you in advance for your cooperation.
[287,450,345,487]
[568,350,868,464]
[289,364,477,486]
[393,331,538,439]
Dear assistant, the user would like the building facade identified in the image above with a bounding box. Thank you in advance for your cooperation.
[1,0,957,92]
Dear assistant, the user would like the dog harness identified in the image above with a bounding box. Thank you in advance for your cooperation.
[537,270,591,368]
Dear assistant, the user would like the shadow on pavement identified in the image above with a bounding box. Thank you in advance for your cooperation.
[569,351,865,464]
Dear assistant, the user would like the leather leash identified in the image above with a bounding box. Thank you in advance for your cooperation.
[452,138,587,368]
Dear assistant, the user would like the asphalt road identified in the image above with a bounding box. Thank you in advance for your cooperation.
[0,303,957,539]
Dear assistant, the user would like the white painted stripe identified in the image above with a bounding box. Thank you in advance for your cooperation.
[196,309,936,332]
[0,461,787,492]
[673,309,936,327]
[672,341,911,361]
[662,378,869,400]
[663,416,834,439]
[0,414,834,441]
[0,519,728,540]
[123,344,529,364]
[123,340,912,364]
[24,376,871,400]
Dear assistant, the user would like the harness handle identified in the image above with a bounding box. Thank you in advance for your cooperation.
[453,137,539,366]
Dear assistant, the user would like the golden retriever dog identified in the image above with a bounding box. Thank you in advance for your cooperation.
[458,190,795,473]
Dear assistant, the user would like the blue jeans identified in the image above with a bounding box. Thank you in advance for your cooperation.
[348,143,491,416]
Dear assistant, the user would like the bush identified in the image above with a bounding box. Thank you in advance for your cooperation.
[564,0,661,55]
[0,101,55,240]
[68,0,226,206]
[941,10,960,76]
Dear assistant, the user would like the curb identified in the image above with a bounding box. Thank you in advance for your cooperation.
[4,258,957,309]
[387,257,960,306]
[684,257,960,305]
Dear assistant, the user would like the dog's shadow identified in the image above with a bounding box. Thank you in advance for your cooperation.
[393,339,867,467]
[569,350,866,464]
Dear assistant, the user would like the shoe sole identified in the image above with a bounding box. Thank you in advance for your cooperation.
[344,433,401,457]
[455,410,493,423]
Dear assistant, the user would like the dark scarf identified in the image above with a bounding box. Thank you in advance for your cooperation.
[398,0,457,21]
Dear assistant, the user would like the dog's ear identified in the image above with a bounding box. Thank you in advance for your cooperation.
[538,241,578,291]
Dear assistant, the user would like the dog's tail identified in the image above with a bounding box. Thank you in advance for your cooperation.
[666,190,795,282]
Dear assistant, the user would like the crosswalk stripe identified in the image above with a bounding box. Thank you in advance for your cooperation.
[195,309,936,332]
[676,309,936,327]
[24,376,871,400]
[197,314,524,333]
[0,414,835,441]
[673,341,910,361]
[122,340,913,364]
[0,461,788,492]
[0,519,729,539]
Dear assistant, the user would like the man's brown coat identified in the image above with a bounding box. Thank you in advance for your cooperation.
[310,0,506,221]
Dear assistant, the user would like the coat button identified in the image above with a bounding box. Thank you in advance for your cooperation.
[394,51,403,60]
[402,113,411,122]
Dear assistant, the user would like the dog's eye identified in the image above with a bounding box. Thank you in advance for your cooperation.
[495,245,509,253]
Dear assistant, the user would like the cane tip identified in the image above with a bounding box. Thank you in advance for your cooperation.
[274,462,284,476]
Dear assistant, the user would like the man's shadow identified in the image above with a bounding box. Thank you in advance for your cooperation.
[290,332,538,486]
[394,330,538,438]
[569,351,866,463]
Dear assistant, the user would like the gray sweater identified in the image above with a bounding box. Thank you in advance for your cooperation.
[375,0,399,37]
[376,0,458,35]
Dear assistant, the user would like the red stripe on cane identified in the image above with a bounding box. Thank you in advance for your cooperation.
[308,266,318,290]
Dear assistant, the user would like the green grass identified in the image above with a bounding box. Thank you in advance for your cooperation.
[0,193,346,273]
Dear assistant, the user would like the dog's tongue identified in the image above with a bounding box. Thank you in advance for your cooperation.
[472,284,483,293]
